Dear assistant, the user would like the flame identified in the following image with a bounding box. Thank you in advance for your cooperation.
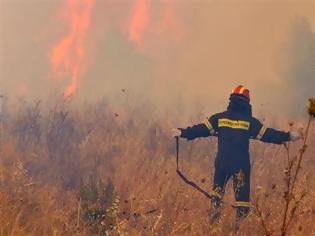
[160,0,182,39]
[50,0,95,97]
[127,0,182,52]
[128,0,150,47]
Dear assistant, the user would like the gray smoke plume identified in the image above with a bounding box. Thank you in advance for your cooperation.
[284,17,315,116]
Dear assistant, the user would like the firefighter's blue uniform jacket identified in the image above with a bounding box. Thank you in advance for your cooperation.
[180,95,290,218]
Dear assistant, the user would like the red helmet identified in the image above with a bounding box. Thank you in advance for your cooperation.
[230,85,250,102]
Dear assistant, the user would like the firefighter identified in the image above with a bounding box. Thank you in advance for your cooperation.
[173,85,302,231]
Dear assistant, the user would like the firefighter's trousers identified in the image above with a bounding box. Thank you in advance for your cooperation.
[211,163,251,221]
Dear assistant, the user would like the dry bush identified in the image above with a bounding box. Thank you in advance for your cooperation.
[0,95,314,235]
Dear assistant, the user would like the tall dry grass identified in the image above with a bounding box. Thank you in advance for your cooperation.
[0,95,314,235]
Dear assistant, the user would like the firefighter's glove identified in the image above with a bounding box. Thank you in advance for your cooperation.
[290,131,302,142]
[172,128,182,137]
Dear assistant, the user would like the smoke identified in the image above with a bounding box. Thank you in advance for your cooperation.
[280,17,315,116]
[50,0,95,97]
[1,1,315,117]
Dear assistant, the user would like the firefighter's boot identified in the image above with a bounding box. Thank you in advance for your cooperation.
[233,206,250,232]
[208,196,222,225]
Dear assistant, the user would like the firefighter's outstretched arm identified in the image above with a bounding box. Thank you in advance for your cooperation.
[174,116,218,140]
[250,118,302,144]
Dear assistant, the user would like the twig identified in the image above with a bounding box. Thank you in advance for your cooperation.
[281,143,293,235]
[284,190,307,232]
[281,116,313,235]
[9,211,22,236]
[253,196,271,236]
[289,116,312,195]
[76,198,81,236]
[24,181,40,187]
[152,209,163,233]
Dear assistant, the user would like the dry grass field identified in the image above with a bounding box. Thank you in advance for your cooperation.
[0,96,314,236]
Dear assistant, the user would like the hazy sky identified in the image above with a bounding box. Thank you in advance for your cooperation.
[0,0,315,116]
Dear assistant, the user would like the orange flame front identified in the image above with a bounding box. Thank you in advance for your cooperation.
[160,0,182,39]
[51,0,95,97]
[127,0,182,51]
[128,0,150,47]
